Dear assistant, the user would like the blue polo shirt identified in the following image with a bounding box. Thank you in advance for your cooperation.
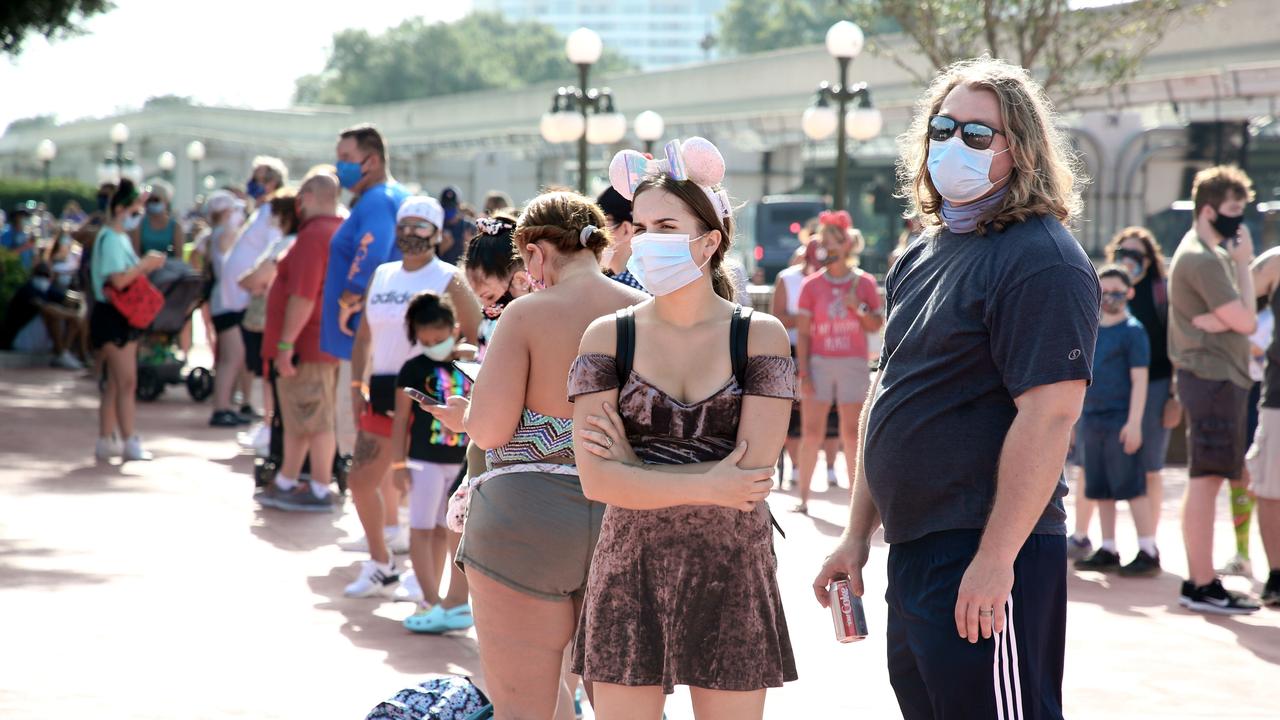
[1,227,34,269]
[320,182,409,360]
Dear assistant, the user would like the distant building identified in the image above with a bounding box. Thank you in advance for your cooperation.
[473,0,725,70]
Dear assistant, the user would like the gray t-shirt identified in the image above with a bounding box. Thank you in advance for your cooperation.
[865,215,1100,544]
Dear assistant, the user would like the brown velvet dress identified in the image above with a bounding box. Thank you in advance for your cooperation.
[567,352,799,694]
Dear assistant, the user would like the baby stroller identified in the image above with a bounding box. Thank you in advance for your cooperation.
[134,259,212,402]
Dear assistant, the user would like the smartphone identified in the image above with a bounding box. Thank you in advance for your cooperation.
[402,386,441,405]
[453,361,481,383]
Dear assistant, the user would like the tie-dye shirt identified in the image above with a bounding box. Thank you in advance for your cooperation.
[396,353,472,464]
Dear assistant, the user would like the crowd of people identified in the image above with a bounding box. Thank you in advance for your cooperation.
[4,53,1277,720]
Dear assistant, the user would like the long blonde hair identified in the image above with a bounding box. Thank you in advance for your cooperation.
[897,57,1084,235]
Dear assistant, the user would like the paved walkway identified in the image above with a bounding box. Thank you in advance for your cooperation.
[1,366,1276,719]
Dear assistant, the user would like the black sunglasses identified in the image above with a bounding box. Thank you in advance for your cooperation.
[928,114,1006,151]
[1102,291,1128,301]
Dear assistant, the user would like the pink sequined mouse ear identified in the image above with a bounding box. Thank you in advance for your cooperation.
[609,150,650,200]
[681,137,726,188]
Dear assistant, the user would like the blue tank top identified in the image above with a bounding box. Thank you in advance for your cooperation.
[139,217,177,255]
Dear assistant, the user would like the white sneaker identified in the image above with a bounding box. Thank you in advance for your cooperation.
[341,528,410,554]
[827,467,840,488]
[51,350,84,370]
[1218,553,1254,578]
[95,435,122,460]
[393,570,425,603]
[123,435,153,462]
[387,527,410,555]
[238,422,271,456]
[344,559,400,598]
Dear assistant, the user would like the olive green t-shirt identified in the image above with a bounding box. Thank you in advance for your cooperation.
[1167,229,1252,389]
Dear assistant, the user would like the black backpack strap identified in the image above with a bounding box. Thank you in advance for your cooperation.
[729,304,753,387]
[614,307,636,388]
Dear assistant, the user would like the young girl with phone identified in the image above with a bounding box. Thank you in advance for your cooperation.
[391,291,476,632]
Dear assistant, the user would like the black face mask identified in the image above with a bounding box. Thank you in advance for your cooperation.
[395,231,436,256]
[1211,211,1244,241]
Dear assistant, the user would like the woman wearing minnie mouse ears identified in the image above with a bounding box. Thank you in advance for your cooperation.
[568,138,798,717]
[793,210,883,514]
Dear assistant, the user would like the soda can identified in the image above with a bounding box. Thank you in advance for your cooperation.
[828,579,868,643]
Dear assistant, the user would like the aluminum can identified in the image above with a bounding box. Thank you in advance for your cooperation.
[829,579,868,643]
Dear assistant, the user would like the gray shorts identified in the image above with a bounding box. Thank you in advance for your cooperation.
[456,470,605,601]
[1247,408,1280,500]
[809,355,871,405]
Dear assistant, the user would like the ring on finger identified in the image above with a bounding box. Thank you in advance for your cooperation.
[978,607,994,617]
[605,436,613,448]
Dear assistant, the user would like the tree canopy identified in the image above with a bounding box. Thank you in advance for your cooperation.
[717,0,1214,102]
[295,12,634,106]
[1,0,113,56]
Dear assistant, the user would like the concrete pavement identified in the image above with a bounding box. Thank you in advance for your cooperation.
[0,365,1276,719]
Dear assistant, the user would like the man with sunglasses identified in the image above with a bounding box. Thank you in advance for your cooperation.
[814,58,1098,720]
[320,124,410,458]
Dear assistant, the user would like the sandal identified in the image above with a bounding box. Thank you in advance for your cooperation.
[792,502,809,515]
[439,603,475,631]
[403,604,446,633]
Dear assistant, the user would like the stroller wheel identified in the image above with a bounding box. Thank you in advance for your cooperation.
[333,453,352,494]
[187,367,214,402]
[254,457,277,489]
[137,367,164,402]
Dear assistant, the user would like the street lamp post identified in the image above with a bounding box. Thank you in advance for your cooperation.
[110,122,130,175]
[634,111,665,156]
[539,28,626,194]
[801,21,882,212]
[158,151,176,181]
[36,139,57,208]
[186,141,206,203]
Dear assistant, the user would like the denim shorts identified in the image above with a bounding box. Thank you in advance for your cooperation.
[1139,377,1173,473]
[1081,419,1146,501]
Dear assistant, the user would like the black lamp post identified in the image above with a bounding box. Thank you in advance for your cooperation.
[36,139,56,208]
[540,28,627,194]
[801,21,882,212]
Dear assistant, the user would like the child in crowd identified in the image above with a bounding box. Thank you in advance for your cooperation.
[1075,266,1161,576]
[391,291,475,633]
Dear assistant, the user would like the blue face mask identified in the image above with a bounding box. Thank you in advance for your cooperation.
[146,201,165,216]
[246,179,266,199]
[122,213,143,231]
[336,160,364,190]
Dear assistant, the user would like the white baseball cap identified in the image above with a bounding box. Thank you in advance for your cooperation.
[204,190,242,216]
[396,195,444,229]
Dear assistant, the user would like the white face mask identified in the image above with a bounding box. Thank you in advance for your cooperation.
[422,336,456,362]
[927,137,1009,203]
[626,232,712,296]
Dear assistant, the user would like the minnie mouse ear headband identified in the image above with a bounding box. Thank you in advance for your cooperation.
[475,216,516,237]
[818,210,852,231]
[608,137,731,219]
